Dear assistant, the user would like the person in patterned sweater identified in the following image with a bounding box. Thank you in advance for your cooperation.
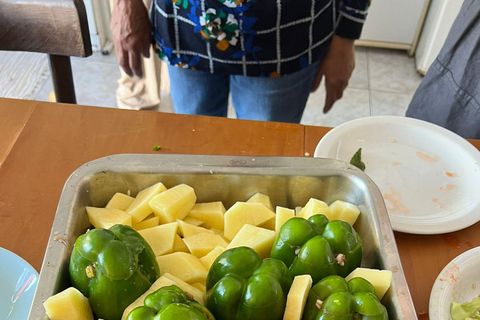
[111,0,371,122]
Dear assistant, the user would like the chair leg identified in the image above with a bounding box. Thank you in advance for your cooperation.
[48,54,77,104]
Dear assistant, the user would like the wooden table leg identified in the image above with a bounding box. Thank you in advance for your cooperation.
[48,54,76,104]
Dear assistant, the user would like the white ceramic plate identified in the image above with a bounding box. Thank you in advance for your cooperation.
[0,248,38,319]
[430,246,480,320]
[314,116,480,234]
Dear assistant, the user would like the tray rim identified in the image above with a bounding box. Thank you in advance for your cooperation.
[28,154,417,320]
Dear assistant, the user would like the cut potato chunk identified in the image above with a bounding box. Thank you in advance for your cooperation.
[122,276,178,320]
[226,224,276,259]
[149,184,196,223]
[258,217,275,231]
[187,202,226,230]
[177,220,214,238]
[297,198,333,220]
[105,193,134,211]
[345,268,392,300]
[283,275,313,320]
[246,193,274,211]
[199,246,226,270]
[191,282,206,294]
[126,182,167,223]
[156,252,208,284]
[183,217,204,226]
[173,234,190,253]
[224,202,275,240]
[275,206,295,233]
[183,233,228,258]
[138,222,178,256]
[86,207,132,229]
[163,273,205,305]
[43,287,94,320]
[329,200,361,225]
[210,228,229,243]
[133,215,159,231]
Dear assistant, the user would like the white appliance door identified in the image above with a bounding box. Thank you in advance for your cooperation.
[360,0,428,45]
[415,0,463,74]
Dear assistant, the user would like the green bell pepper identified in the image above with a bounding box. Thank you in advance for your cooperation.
[127,285,215,320]
[303,275,388,320]
[69,224,160,320]
[206,246,292,320]
[270,215,362,283]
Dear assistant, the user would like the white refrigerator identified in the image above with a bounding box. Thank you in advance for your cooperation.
[415,0,464,75]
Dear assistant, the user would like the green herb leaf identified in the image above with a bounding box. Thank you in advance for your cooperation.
[153,145,162,151]
[350,148,366,171]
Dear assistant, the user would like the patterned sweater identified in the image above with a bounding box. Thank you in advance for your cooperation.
[153,0,371,77]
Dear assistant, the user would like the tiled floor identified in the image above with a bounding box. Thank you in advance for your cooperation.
[16,46,424,128]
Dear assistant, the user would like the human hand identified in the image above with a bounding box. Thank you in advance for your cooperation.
[311,35,355,113]
[110,0,152,78]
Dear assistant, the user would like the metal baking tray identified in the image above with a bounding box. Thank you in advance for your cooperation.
[29,154,417,319]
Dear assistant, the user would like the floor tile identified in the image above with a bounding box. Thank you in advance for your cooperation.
[349,47,368,90]
[156,90,175,113]
[370,91,413,117]
[0,51,49,99]
[36,59,120,108]
[301,86,370,127]
[71,51,119,65]
[367,48,423,95]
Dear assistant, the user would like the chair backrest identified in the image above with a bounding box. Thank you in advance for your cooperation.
[0,0,92,57]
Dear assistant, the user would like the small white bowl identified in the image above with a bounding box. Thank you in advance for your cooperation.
[429,246,480,319]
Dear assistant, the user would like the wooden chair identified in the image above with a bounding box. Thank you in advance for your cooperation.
[0,0,92,103]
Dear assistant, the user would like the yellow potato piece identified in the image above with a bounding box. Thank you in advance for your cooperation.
[258,217,276,231]
[173,234,190,253]
[187,202,226,230]
[138,222,178,256]
[224,202,275,240]
[133,216,159,231]
[275,206,295,233]
[246,193,274,211]
[210,228,229,243]
[226,224,276,259]
[163,273,205,305]
[283,275,313,320]
[329,200,361,226]
[149,184,197,224]
[183,217,204,226]
[86,207,132,229]
[105,193,134,211]
[126,182,167,223]
[345,268,392,300]
[199,246,226,270]
[183,233,228,258]
[191,282,206,294]
[177,220,214,238]
[43,287,94,320]
[156,252,208,284]
[297,198,333,220]
[122,276,177,320]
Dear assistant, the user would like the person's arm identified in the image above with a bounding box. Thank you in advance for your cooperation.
[312,0,371,113]
[110,0,152,78]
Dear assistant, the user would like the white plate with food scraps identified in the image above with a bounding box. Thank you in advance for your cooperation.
[430,246,480,320]
[0,247,38,320]
[314,116,480,234]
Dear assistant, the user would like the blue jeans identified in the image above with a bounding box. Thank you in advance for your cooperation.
[167,62,320,123]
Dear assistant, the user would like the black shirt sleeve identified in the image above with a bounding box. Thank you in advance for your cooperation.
[335,0,371,40]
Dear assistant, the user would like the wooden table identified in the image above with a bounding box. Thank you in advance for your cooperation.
[1,98,479,319]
